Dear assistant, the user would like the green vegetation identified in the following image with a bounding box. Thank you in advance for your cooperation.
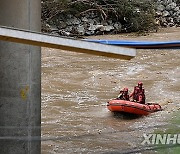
[42,0,157,33]
[154,111,180,154]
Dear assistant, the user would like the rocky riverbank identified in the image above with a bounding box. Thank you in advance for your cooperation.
[42,0,180,37]
[155,0,180,27]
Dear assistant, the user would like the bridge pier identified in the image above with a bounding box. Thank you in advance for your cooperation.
[0,0,41,153]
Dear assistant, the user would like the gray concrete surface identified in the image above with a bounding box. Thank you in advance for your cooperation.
[0,0,41,154]
[0,26,136,60]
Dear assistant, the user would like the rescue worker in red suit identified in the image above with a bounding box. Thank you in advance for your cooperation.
[130,82,145,104]
[130,86,139,102]
[117,88,130,101]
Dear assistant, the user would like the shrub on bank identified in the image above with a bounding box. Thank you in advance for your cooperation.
[42,0,157,35]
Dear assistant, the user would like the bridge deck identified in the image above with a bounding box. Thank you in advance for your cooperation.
[0,26,135,60]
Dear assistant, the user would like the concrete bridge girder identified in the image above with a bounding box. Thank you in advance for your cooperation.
[0,0,41,153]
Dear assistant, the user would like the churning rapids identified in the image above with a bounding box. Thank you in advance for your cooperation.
[41,28,180,154]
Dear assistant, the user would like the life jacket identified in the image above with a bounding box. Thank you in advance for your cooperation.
[138,88,144,95]
[132,86,139,101]
[137,88,145,104]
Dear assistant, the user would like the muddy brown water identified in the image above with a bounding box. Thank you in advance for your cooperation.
[41,28,180,154]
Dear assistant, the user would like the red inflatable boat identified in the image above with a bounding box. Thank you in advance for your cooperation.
[107,99,162,116]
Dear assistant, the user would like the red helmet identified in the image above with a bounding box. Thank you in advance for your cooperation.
[138,82,143,86]
[123,88,128,92]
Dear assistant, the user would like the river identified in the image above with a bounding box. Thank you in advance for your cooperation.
[41,27,180,153]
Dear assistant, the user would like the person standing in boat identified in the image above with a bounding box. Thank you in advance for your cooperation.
[130,82,145,104]
[117,88,130,101]
[137,82,145,104]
